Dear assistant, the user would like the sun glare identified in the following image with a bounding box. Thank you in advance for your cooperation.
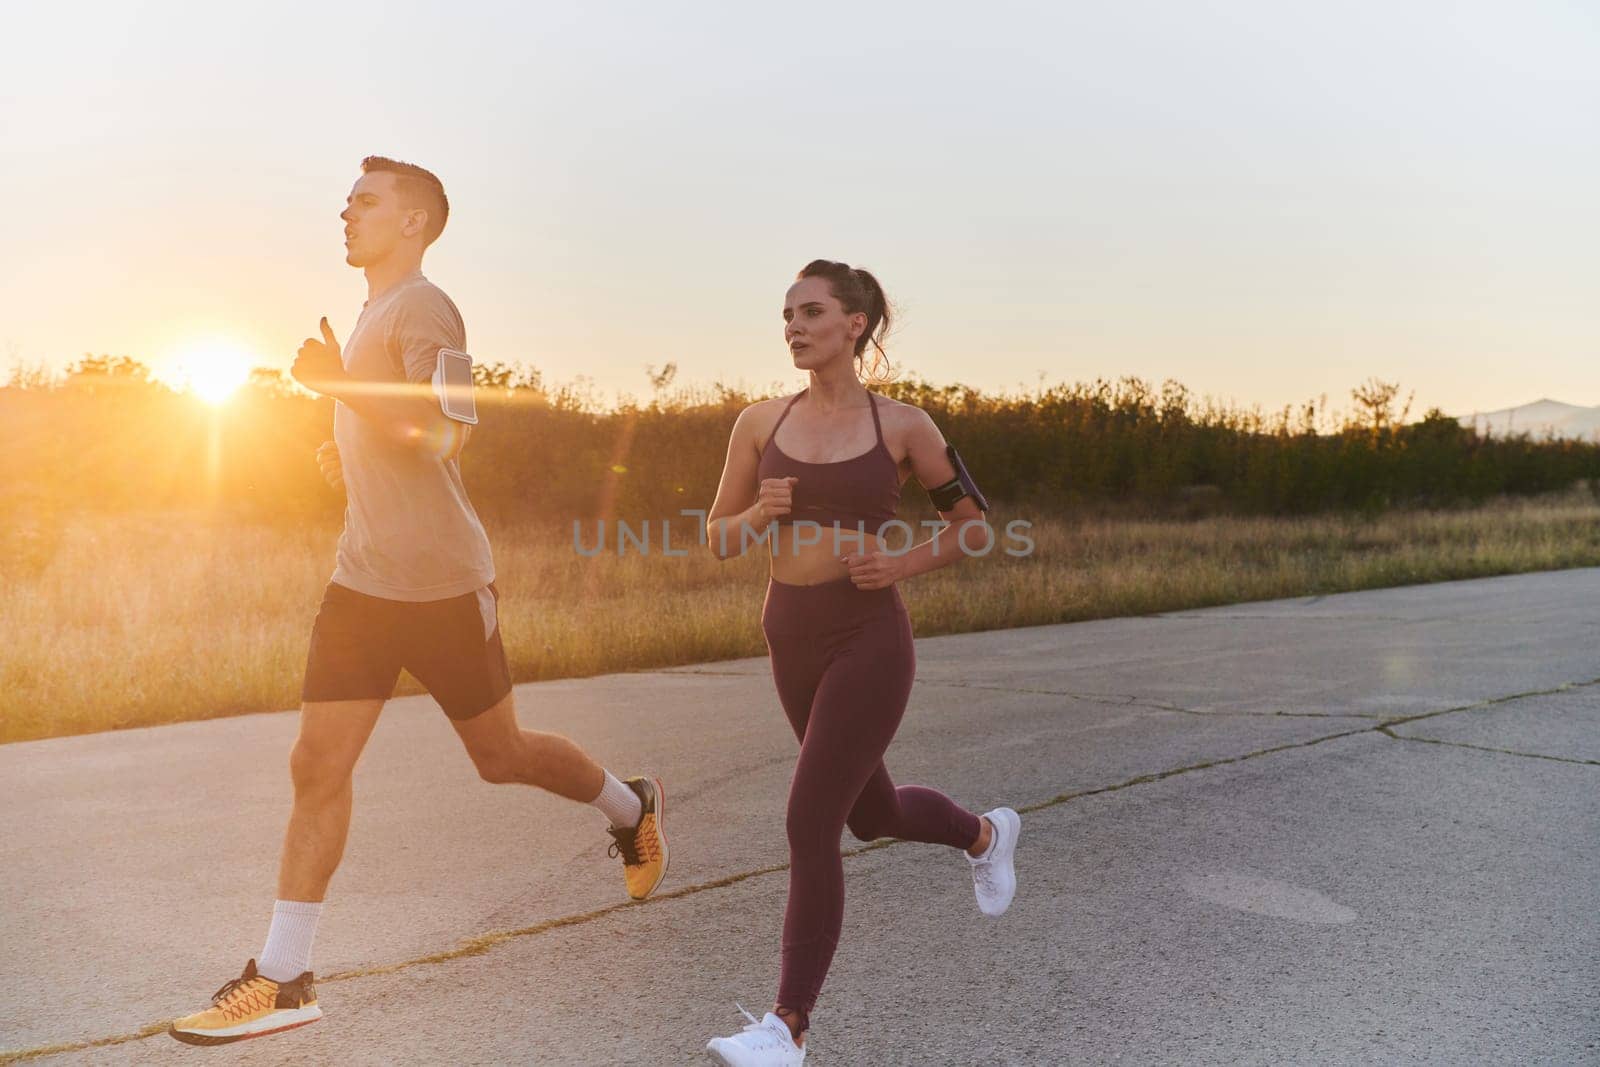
[173,343,254,405]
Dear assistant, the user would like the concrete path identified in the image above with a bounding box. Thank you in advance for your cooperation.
[2,570,1596,1065]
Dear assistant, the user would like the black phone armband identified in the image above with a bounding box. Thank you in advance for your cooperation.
[927,445,989,512]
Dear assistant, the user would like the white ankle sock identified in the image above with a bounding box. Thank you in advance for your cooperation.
[593,771,643,829]
[258,900,322,982]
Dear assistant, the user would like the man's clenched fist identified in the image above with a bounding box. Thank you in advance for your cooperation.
[291,317,346,396]
[316,440,344,490]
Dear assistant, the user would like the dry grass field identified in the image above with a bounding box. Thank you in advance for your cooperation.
[3,492,1599,744]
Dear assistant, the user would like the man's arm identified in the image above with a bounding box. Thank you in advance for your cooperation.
[292,317,468,459]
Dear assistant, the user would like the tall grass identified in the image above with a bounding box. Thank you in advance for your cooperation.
[4,493,1598,745]
[5,358,1597,743]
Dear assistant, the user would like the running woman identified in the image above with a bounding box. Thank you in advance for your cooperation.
[702,260,1020,1065]
[168,157,667,1046]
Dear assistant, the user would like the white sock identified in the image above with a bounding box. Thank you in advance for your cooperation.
[258,900,323,982]
[593,771,643,829]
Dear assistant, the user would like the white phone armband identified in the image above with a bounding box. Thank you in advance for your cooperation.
[432,348,478,425]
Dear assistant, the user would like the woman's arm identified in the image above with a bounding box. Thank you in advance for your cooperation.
[705,404,797,559]
[843,406,990,590]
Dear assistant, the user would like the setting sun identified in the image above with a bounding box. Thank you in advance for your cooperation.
[171,342,254,405]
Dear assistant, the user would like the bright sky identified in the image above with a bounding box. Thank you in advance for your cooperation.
[3,1,1596,415]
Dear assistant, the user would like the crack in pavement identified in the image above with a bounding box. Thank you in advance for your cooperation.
[1156,613,1440,623]
[1377,676,1600,729]
[915,680,1381,720]
[645,672,1378,720]
[1377,726,1600,767]
[9,674,1597,1063]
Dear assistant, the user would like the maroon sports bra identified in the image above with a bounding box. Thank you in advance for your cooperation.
[756,390,901,531]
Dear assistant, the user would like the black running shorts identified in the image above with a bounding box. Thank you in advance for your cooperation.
[302,581,512,720]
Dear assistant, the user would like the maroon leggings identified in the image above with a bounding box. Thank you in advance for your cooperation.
[762,577,982,1029]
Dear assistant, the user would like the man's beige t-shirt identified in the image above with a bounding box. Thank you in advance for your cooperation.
[329,271,495,601]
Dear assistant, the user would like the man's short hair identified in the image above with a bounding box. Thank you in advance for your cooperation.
[360,155,449,246]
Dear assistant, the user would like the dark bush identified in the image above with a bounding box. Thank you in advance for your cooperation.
[6,360,1596,526]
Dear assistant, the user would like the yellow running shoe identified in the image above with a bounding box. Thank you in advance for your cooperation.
[168,959,321,1046]
[607,775,668,900]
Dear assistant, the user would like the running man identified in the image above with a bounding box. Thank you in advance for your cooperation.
[168,156,668,1046]
[701,260,1021,1065]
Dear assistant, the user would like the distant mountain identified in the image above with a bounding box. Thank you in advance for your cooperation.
[1457,399,1600,441]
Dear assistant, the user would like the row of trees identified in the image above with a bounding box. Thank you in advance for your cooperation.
[3,356,1597,530]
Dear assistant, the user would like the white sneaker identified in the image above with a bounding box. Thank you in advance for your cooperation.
[969,807,1021,916]
[705,1005,806,1066]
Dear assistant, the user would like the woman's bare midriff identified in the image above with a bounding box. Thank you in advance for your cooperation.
[767,525,888,586]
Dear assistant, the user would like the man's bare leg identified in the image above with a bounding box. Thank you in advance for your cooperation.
[452,691,668,900]
[450,691,606,800]
[169,699,384,1045]
[239,699,387,988]
[277,699,386,901]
